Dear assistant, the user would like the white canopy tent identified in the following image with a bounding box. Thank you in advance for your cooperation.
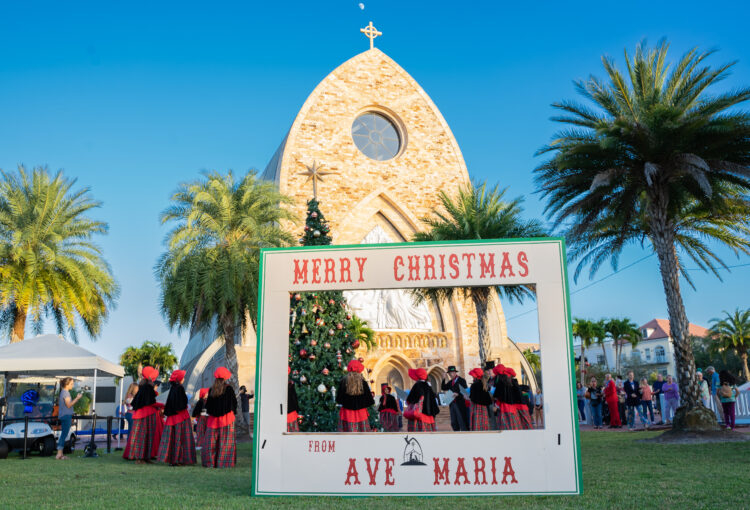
[0,334,125,416]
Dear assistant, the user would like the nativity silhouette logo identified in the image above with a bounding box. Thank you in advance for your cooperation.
[401,435,426,466]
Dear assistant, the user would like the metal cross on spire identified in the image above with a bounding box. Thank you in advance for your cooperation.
[298,161,337,200]
[360,21,382,49]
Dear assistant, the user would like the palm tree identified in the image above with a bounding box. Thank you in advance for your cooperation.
[591,319,610,372]
[572,318,595,381]
[535,40,750,420]
[413,182,546,364]
[156,170,297,425]
[347,316,376,351]
[709,308,750,380]
[0,165,119,343]
[606,318,642,375]
[120,340,179,380]
[522,348,541,373]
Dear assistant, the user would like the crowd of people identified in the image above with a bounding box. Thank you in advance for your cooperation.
[292,360,545,433]
[118,365,239,468]
[577,366,742,431]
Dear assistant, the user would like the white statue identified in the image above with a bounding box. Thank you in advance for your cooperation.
[344,226,433,331]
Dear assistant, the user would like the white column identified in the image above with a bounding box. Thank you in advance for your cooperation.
[92,369,98,414]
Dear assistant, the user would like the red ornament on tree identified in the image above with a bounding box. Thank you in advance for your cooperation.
[324,342,331,349]
[328,329,334,335]
[352,339,360,349]
[310,339,317,346]
[336,323,343,330]
[299,349,308,358]
[328,299,335,305]
[309,354,316,360]
[294,293,301,301]
[322,368,329,375]
[358,357,364,363]
[336,350,342,367]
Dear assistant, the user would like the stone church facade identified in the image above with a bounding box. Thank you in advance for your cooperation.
[180,42,534,396]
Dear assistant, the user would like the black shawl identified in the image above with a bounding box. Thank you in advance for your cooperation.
[288,382,300,414]
[406,381,439,417]
[336,378,375,410]
[510,378,523,405]
[131,382,156,411]
[191,399,205,418]
[205,384,237,417]
[469,379,492,406]
[493,374,514,404]
[377,393,399,413]
[164,382,188,417]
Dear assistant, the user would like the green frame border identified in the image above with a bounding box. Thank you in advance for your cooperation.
[251,237,582,497]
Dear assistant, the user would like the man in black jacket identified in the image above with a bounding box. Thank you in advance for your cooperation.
[441,366,469,431]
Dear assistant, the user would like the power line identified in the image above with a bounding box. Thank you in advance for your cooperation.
[505,254,655,322]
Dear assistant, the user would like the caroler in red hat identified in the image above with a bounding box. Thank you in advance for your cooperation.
[468,368,492,431]
[335,360,374,432]
[125,366,161,463]
[492,364,523,430]
[377,383,400,432]
[287,366,300,432]
[506,367,533,430]
[404,368,439,432]
[202,366,237,468]
[192,387,209,445]
[156,370,196,466]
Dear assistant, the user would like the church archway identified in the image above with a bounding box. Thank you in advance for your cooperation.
[427,366,446,395]
[371,353,414,391]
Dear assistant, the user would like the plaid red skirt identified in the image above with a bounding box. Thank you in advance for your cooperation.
[497,403,522,430]
[338,418,369,432]
[516,405,533,430]
[379,411,400,432]
[195,416,207,445]
[202,422,236,468]
[470,404,490,431]
[407,419,437,432]
[126,412,161,460]
[157,417,196,465]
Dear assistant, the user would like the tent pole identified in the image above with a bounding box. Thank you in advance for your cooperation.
[117,377,123,449]
[92,369,98,415]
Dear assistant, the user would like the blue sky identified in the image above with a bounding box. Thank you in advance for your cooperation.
[1,1,749,362]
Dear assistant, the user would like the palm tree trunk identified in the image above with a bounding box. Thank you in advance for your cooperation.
[649,212,700,411]
[221,316,248,434]
[742,352,749,382]
[471,291,491,365]
[11,307,26,343]
[599,342,610,372]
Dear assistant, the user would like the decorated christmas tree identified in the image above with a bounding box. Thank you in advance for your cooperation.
[288,199,372,431]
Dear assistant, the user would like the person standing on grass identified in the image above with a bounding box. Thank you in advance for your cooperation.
[126,366,160,464]
[468,368,491,431]
[192,388,209,444]
[377,384,401,432]
[652,374,665,424]
[336,360,375,432]
[624,371,643,430]
[718,371,739,431]
[533,387,544,428]
[239,386,253,433]
[705,366,724,422]
[640,378,655,425]
[587,377,603,429]
[405,368,440,432]
[56,377,82,460]
[697,371,710,408]
[603,374,621,428]
[576,381,586,422]
[441,366,469,431]
[286,368,300,432]
[158,370,196,466]
[662,375,680,425]
[202,367,237,468]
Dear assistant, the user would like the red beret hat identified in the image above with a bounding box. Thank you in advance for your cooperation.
[169,370,186,383]
[505,367,516,378]
[469,368,484,379]
[198,388,209,399]
[347,360,364,373]
[142,366,159,382]
[214,366,232,380]
[408,368,428,381]
[492,364,506,376]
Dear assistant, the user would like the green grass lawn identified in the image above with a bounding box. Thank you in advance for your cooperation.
[1,432,747,509]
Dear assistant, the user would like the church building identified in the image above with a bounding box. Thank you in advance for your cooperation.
[179,24,536,397]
